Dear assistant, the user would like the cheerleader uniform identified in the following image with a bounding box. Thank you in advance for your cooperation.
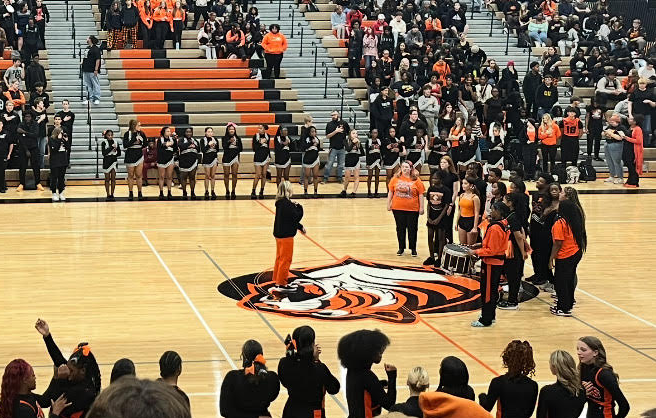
[201,135,219,167]
[157,135,177,168]
[382,135,402,169]
[302,136,320,168]
[178,136,200,172]
[345,140,364,169]
[101,137,121,173]
[405,135,425,168]
[123,130,147,166]
[486,133,505,168]
[274,135,291,168]
[252,133,271,166]
[426,136,448,169]
[458,134,478,167]
[366,137,382,169]
[222,134,243,166]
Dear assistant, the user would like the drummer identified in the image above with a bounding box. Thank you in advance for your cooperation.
[468,202,510,328]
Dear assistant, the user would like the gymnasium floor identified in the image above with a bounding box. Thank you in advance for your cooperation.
[1,180,655,417]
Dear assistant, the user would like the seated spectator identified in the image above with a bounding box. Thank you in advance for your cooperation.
[424,14,443,42]
[110,358,137,384]
[626,18,646,52]
[390,12,406,47]
[4,58,24,88]
[404,25,423,53]
[558,21,580,57]
[373,14,388,36]
[346,6,364,36]
[437,356,475,400]
[610,40,633,75]
[638,60,655,81]
[87,378,191,418]
[499,61,519,98]
[390,366,430,417]
[595,68,626,110]
[226,23,246,60]
[420,391,490,418]
[528,13,549,47]
[446,2,468,38]
[331,5,347,39]
[198,22,216,59]
[542,46,562,79]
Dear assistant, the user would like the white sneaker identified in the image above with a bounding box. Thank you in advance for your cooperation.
[613,178,623,184]
[52,193,59,201]
[82,99,89,105]
[59,192,66,201]
[604,177,614,183]
[93,99,100,105]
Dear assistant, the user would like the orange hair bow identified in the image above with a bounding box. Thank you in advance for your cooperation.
[244,354,266,375]
[74,343,91,357]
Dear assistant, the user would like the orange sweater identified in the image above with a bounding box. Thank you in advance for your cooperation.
[425,17,442,32]
[420,392,492,418]
[226,30,245,46]
[261,32,288,54]
[432,61,450,85]
[153,7,173,31]
[537,121,560,146]
[139,7,153,28]
[4,89,25,106]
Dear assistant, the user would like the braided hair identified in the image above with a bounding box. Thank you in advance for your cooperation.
[0,360,33,418]
[241,340,268,382]
[159,351,182,379]
[69,343,102,395]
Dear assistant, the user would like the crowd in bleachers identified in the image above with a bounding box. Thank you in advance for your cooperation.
[0,320,634,418]
[0,0,48,64]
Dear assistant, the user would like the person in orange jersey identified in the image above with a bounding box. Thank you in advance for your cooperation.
[152,0,172,49]
[537,113,560,174]
[270,180,305,295]
[261,23,287,79]
[558,106,583,166]
[468,202,510,327]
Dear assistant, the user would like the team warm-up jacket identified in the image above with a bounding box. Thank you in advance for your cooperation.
[345,368,397,418]
[277,357,340,418]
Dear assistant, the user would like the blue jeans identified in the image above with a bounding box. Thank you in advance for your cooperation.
[605,141,623,178]
[323,148,345,182]
[38,137,47,168]
[83,71,101,101]
[642,114,652,146]
[529,31,548,45]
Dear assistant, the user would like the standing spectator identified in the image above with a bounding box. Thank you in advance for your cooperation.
[32,97,47,167]
[261,24,287,79]
[22,19,41,65]
[15,2,30,52]
[628,78,656,148]
[16,111,43,191]
[99,0,113,29]
[106,1,123,50]
[387,160,425,256]
[192,0,209,29]
[0,0,15,49]
[139,0,154,48]
[623,115,644,188]
[170,0,185,50]
[4,80,27,112]
[535,74,558,119]
[346,21,363,78]
[602,114,626,184]
[48,127,70,201]
[595,68,626,110]
[499,61,519,98]
[3,58,24,88]
[0,120,9,193]
[535,350,586,418]
[331,5,346,39]
[418,85,439,136]
[121,0,139,48]
[56,99,75,161]
[362,27,377,70]
[153,1,173,50]
[31,0,49,45]
[585,98,603,160]
[323,110,350,184]
[82,35,101,105]
[25,54,46,93]
[537,113,560,174]
[559,106,583,166]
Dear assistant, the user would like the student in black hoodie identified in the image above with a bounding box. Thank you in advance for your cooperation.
[370,86,394,136]
[16,111,43,192]
[220,340,280,418]
[34,318,101,418]
[338,329,397,418]
[278,326,340,418]
[535,75,559,119]
[121,0,139,48]
[437,356,475,400]
[25,54,46,93]
[390,366,429,418]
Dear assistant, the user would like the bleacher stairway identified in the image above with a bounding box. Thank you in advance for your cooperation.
[47,0,120,179]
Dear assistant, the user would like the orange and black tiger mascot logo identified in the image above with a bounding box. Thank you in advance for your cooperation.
[218,257,538,324]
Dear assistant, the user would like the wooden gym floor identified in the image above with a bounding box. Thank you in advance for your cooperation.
[1,180,655,417]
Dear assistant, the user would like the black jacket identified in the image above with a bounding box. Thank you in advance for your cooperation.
[25,62,47,92]
[121,5,139,27]
[48,133,70,168]
[273,197,304,238]
[522,71,542,100]
[220,369,280,418]
[17,120,39,148]
[278,357,340,418]
[534,84,559,110]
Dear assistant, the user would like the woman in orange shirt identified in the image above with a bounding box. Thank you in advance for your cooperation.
[549,199,586,316]
[152,0,172,49]
[261,24,288,79]
[387,160,425,257]
[448,115,466,165]
[171,0,186,50]
[139,0,154,48]
[454,177,481,245]
[537,113,560,174]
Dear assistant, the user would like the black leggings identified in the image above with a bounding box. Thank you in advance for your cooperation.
[0,155,7,189]
[554,251,582,312]
[427,225,447,261]
[523,142,537,180]
[624,147,639,186]
[192,6,208,29]
[587,128,601,157]
[154,21,169,49]
[227,43,245,59]
[263,53,283,79]
[50,165,67,193]
[541,144,557,173]
[172,20,184,46]
[18,144,40,186]
[392,209,419,251]
[504,256,524,304]
[480,261,502,325]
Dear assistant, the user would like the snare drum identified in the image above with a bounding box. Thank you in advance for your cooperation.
[441,244,475,275]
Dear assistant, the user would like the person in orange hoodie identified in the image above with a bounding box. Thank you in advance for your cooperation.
[424,16,443,42]
[4,80,26,111]
[139,0,154,48]
[468,202,510,327]
[261,24,288,79]
[152,0,172,49]
[537,113,560,174]
[420,391,491,418]
[432,56,450,86]
[226,23,246,60]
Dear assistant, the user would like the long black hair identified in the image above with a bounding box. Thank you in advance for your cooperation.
[337,329,390,370]
[69,343,102,395]
[241,339,268,382]
[437,356,475,401]
[558,199,587,253]
[284,326,315,362]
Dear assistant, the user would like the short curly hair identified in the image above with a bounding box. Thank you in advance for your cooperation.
[338,329,390,370]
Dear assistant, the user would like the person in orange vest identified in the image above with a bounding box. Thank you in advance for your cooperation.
[152,0,172,49]
[226,23,246,60]
[558,106,583,167]
[261,24,288,79]
[468,202,511,327]
[537,113,561,174]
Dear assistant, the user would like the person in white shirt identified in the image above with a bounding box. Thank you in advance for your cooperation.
[558,23,580,56]
[331,5,347,39]
[389,12,406,48]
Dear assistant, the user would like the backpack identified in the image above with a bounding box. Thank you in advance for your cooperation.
[552,163,567,183]
[566,165,580,184]
[578,159,597,182]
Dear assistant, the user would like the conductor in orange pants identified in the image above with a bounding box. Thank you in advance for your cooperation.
[272,180,305,294]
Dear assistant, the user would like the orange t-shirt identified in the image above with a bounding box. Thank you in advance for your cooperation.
[552,218,579,259]
[389,176,426,212]
[538,121,561,146]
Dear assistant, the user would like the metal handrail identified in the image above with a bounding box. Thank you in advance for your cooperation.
[87,94,92,151]
[71,7,76,58]
[311,41,318,77]
[288,5,295,38]
[95,136,100,179]
[488,10,494,37]
[504,22,510,55]
[297,23,304,57]
[66,0,69,21]
[321,62,328,98]
[277,0,282,20]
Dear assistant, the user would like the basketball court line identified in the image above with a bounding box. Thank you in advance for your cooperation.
[140,230,238,370]
[254,200,501,377]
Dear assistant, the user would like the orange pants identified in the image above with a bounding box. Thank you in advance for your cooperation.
[273,237,294,286]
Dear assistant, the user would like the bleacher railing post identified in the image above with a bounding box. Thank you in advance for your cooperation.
[289,6,294,37]
[505,23,509,55]
[311,41,318,77]
[66,0,69,21]
[339,85,344,117]
[321,62,328,99]
[277,0,281,20]
[489,11,494,37]
[95,137,99,178]
[298,23,304,57]
[72,8,76,57]
[470,0,474,20]
[526,44,532,76]
[87,94,92,151]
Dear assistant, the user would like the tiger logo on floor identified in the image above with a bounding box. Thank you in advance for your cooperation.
[217,257,538,324]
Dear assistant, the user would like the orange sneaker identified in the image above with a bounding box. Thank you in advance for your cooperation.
[16,184,23,192]
[36,184,44,191]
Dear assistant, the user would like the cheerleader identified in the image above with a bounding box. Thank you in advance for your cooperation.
[382,125,402,189]
[101,129,121,201]
[178,127,199,200]
[424,170,452,265]
[341,129,364,198]
[301,126,321,198]
[123,119,147,201]
[201,126,219,200]
[222,122,243,200]
[454,177,481,245]
[426,129,449,176]
[251,124,270,199]
[448,116,466,166]
[457,125,479,175]
[404,125,427,172]
[157,126,177,200]
[274,126,292,185]
[48,128,70,202]
[486,121,506,172]
[366,128,382,198]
